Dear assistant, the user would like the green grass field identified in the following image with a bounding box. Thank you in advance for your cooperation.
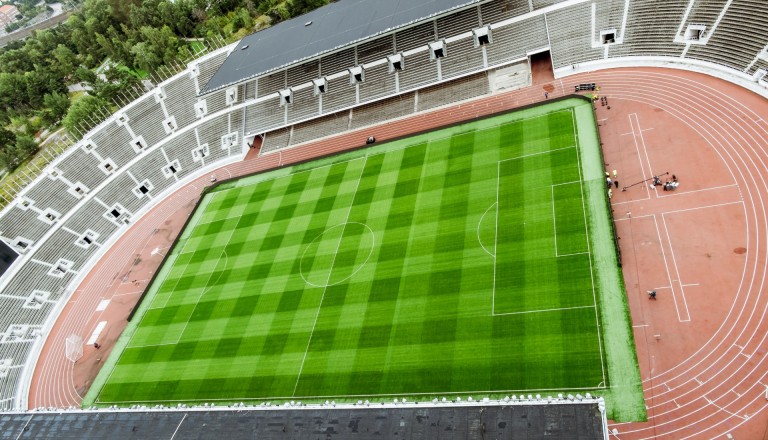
[84,98,645,421]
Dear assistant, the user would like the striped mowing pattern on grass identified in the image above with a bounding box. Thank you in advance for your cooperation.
[85,98,642,421]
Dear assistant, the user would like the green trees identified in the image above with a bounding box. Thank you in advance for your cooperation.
[42,92,71,125]
[62,95,109,137]
[0,133,38,170]
[290,0,329,16]
[0,0,333,174]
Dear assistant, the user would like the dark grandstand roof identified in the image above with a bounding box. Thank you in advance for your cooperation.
[201,0,481,94]
[0,403,605,439]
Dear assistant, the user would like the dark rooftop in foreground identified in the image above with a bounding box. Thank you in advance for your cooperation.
[0,404,605,439]
[201,0,480,94]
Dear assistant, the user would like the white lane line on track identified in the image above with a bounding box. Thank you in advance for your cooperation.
[584,73,762,436]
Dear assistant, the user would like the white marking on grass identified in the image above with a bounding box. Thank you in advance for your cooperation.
[174,247,230,343]
[498,145,576,163]
[551,180,583,187]
[557,252,590,257]
[551,185,558,256]
[292,156,368,397]
[477,202,497,258]
[492,161,500,315]
[570,108,607,387]
[551,182,589,258]
[299,222,375,287]
[494,305,595,316]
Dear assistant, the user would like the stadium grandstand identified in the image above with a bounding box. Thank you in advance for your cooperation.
[0,0,765,437]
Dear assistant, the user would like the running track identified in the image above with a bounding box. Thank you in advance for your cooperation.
[28,67,768,439]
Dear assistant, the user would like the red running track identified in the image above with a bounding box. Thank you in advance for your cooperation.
[28,67,768,439]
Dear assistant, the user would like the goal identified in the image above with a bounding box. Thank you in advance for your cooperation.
[65,334,83,363]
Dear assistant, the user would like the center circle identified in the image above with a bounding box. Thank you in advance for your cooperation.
[299,222,375,287]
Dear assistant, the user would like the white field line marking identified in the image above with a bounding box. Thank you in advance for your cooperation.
[551,185,559,256]
[552,180,582,186]
[173,224,236,344]
[492,160,500,316]
[174,250,228,342]
[627,112,652,199]
[651,214,689,323]
[300,222,375,287]
[571,109,606,387]
[492,150,582,313]
[552,182,589,257]
[292,155,368,397]
[662,212,692,321]
[498,145,576,163]
[558,252,590,257]
[477,202,497,258]
[493,305,595,316]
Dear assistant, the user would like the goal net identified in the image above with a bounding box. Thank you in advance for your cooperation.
[65,335,83,363]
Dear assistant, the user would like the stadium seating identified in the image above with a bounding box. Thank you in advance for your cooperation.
[350,93,416,130]
[286,87,320,124]
[417,72,490,111]
[607,0,689,60]
[486,16,549,66]
[257,71,286,98]
[357,36,395,65]
[21,178,79,220]
[480,0,530,24]
[288,113,351,147]
[163,75,199,130]
[442,37,486,79]
[394,22,436,53]
[548,4,606,69]
[124,98,169,148]
[398,50,439,91]
[686,2,768,71]
[261,127,291,153]
[358,63,397,102]
[436,6,481,39]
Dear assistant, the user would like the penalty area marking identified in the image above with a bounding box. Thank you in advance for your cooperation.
[477,202,497,258]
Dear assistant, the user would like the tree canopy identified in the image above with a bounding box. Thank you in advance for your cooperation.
[0,0,331,171]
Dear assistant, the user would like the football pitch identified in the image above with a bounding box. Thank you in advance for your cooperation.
[85,98,645,421]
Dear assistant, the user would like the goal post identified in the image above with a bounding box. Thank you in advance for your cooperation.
[65,335,83,363]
